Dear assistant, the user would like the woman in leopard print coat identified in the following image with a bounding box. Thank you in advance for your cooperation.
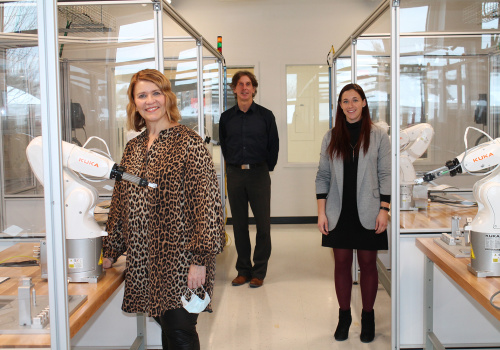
[103,69,225,350]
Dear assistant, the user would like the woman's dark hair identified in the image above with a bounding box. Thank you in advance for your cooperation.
[327,83,373,160]
[230,70,258,98]
[126,69,181,132]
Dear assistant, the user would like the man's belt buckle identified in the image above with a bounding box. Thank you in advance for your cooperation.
[241,164,250,169]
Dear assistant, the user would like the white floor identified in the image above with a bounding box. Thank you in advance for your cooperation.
[196,224,391,350]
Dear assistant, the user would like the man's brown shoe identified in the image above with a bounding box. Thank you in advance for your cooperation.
[231,275,251,286]
[249,277,264,288]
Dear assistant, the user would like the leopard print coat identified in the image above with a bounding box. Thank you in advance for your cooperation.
[103,124,225,316]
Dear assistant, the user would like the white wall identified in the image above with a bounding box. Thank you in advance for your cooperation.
[173,0,382,218]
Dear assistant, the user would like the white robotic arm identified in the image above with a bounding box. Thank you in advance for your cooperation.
[400,123,434,183]
[416,133,500,277]
[26,136,158,282]
[415,137,500,183]
[26,136,156,240]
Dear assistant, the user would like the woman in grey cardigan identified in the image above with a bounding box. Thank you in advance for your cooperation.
[315,83,391,343]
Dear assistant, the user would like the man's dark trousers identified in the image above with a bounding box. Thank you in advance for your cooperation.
[226,164,271,280]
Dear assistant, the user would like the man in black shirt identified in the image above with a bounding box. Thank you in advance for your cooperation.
[219,71,279,288]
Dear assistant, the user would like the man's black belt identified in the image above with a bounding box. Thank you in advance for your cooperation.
[227,162,266,169]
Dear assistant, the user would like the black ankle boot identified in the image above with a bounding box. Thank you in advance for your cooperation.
[360,309,375,343]
[334,308,352,341]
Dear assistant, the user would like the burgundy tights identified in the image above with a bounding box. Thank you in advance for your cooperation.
[333,248,378,312]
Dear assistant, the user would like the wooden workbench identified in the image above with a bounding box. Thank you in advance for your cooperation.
[416,237,500,322]
[400,202,478,232]
[0,242,125,348]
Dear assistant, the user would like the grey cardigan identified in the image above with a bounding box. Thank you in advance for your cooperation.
[315,125,391,231]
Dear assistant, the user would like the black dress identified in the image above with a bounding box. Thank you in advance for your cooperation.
[322,121,388,251]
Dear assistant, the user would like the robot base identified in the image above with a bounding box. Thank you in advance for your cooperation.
[467,263,499,278]
[468,231,500,277]
[40,237,105,283]
[400,183,428,211]
[66,237,104,283]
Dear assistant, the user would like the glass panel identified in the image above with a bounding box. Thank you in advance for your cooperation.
[1,2,157,206]
[334,44,352,104]
[286,65,329,163]
[399,35,490,173]
[335,57,352,98]
[163,36,199,131]
[1,2,40,197]
[401,0,500,32]
[202,52,219,139]
[162,11,201,133]
[164,47,199,132]
[357,37,391,126]
[202,51,221,167]
[58,4,156,166]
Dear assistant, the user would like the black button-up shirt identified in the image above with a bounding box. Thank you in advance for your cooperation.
[219,102,279,171]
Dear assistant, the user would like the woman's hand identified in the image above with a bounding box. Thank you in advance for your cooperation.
[103,258,114,269]
[375,209,389,234]
[318,213,329,235]
[188,265,206,289]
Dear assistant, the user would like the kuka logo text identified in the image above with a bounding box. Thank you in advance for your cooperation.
[79,158,99,167]
[473,153,494,163]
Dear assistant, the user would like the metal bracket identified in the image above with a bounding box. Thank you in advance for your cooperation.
[352,38,357,46]
[153,2,161,12]
[18,278,34,326]
[393,0,400,7]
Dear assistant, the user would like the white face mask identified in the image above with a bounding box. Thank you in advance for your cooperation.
[181,287,211,314]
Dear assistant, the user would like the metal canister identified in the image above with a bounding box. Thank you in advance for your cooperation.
[400,184,414,211]
[468,231,500,277]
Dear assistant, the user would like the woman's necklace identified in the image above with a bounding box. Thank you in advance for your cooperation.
[350,142,357,159]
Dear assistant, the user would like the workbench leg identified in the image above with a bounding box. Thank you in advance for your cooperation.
[424,256,434,350]
[138,312,147,350]
[423,257,446,350]
[130,312,147,350]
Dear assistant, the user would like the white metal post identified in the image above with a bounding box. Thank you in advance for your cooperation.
[218,61,226,215]
[36,0,71,349]
[330,59,336,129]
[196,40,204,139]
[391,1,401,349]
[153,0,164,73]
[351,37,359,283]
[351,38,357,84]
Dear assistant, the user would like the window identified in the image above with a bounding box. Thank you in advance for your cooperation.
[286,65,330,163]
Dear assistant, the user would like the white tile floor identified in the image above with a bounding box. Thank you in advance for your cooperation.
[197,224,391,350]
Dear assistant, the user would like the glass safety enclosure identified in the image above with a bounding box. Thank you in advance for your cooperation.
[330,1,500,349]
[0,0,224,348]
